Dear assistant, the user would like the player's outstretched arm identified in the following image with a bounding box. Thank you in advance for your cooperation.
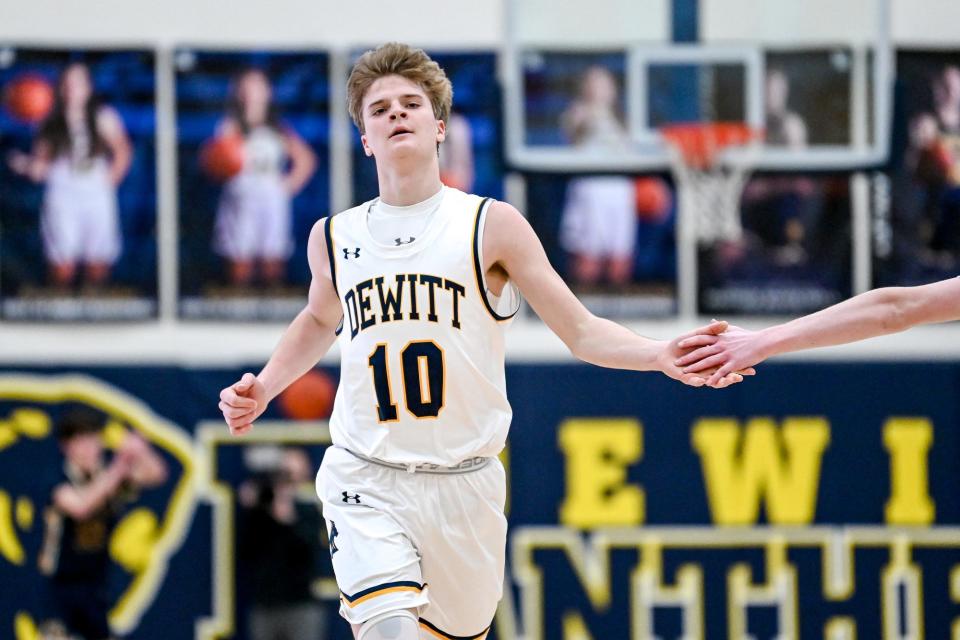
[676,277,960,386]
[483,200,750,387]
[219,219,344,435]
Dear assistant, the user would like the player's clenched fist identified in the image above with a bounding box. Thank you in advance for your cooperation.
[219,372,268,436]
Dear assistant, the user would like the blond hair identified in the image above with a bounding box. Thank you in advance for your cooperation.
[347,43,452,134]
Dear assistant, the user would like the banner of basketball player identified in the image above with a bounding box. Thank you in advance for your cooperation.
[0,362,958,639]
[874,49,960,290]
[174,49,331,321]
[0,48,158,320]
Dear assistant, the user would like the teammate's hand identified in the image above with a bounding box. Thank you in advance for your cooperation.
[675,324,764,388]
[219,373,267,436]
[660,320,756,388]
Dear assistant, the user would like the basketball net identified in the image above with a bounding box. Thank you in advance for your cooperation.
[661,122,760,244]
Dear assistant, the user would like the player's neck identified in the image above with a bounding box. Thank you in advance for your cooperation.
[376,162,444,207]
[243,108,268,128]
[65,102,86,118]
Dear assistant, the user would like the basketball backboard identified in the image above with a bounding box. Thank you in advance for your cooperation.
[504,0,890,171]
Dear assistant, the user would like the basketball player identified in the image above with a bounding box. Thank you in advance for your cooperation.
[676,276,960,387]
[738,68,816,267]
[39,407,167,640]
[212,68,317,287]
[559,65,637,285]
[7,62,132,289]
[909,65,960,260]
[218,43,750,640]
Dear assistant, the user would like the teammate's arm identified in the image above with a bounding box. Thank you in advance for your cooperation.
[483,200,750,387]
[219,219,344,434]
[677,277,960,386]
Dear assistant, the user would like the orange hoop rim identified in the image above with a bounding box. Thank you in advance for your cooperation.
[660,122,762,169]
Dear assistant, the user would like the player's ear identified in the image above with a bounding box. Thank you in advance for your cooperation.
[361,134,373,157]
[436,119,446,144]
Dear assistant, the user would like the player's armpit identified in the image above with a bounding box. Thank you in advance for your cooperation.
[480,200,593,349]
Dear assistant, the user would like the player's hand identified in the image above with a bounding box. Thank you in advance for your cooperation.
[660,320,756,388]
[237,480,258,508]
[119,431,150,458]
[109,447,135,479]
[6,150,49,183]
[219,373,267,436]
[6,150,30,176]
[675,324,764,388]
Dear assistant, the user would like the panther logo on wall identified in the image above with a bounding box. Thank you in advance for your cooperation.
[0,374,196,639]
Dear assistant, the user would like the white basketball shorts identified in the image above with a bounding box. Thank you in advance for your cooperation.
[560,176,637,258]
[315,445,507,639]
[41,161,121,266]
[213,175,293,261]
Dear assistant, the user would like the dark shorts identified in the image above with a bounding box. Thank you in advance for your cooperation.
[47,580,111,640]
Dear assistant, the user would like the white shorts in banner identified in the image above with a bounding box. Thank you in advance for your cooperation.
[41,163,121,266]
[315,445,506,639]
[213,175,292,261]
[560,175,637,258]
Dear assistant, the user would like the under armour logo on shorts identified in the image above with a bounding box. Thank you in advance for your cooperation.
[343,247,361,259]
[329,520,339,555]
[342,491,361,504]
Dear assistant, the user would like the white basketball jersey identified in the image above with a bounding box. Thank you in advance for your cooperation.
[241,125,287,177]
[324,187,520,466]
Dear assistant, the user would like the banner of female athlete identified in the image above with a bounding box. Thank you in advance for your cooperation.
[175,49,330,321]
[0,361,958,638]
[0,48,157,320]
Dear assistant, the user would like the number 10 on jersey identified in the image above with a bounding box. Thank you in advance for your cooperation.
[368,341,445,421]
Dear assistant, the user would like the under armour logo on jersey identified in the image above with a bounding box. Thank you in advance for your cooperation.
[342,491,361,504]
[394,236,416,246]
[343,248,361,259]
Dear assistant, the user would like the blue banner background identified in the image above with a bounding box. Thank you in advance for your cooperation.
[0,361,957,639]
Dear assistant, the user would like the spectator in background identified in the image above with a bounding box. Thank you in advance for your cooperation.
[238,447,327,640]
[212,68,317,288]
[559,65,637,287]
[38,407,168,640]
[907,65,960,268]
[738,68,819,269]
[438,111,475,192]
[7,62,132,291]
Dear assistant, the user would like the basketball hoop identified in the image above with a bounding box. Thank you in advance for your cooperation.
[660,122,761,244]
